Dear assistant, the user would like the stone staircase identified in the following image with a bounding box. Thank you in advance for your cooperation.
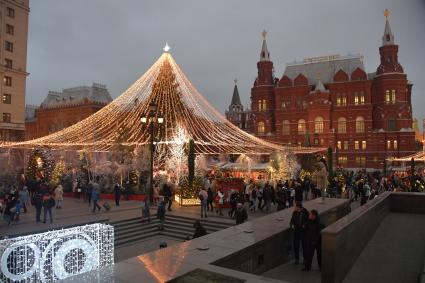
[111,214,233,247]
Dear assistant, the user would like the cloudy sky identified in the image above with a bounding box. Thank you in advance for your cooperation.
[27,0,425,119]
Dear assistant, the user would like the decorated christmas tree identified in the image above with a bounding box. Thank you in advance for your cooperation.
[25,147,55,182]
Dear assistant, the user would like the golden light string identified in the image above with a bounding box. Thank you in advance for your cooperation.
[0,52,323,154]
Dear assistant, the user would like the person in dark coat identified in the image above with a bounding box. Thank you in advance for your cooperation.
[114,183,122,206]
[86,181,93,206]
[157,201,166,230]
[163,183,173,211]
[359,180,367,206]
[207,187,214,211]
[303,209,324,271]
[235,203,248,225]
[276,187,286,211]
[290,201,309,265]
[3,196,16,225]
[192,220,207,239]
[295,179,304,203]
[31,192,43,223]
[228,190,238,218]
[42,193,55,223]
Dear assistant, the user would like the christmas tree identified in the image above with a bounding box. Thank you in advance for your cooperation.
[25,147,55,182]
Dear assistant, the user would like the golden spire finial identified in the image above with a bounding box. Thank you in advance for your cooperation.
[261,29,267,40]
[384,8,391,19]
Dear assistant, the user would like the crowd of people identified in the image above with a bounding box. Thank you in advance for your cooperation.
[0,176,113,225]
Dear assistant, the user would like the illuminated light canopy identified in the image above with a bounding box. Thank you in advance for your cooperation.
[0,50,323,155]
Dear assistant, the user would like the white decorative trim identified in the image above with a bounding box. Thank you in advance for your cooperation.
[0,223,114,282]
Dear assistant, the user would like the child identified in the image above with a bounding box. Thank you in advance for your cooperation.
[141,199,151,223]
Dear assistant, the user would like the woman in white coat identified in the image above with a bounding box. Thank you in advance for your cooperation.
[54,184,64,209]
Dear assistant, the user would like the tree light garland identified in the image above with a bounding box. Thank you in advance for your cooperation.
[0,51,323,155]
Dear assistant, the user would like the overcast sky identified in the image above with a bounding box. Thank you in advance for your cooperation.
[27,0,425,120]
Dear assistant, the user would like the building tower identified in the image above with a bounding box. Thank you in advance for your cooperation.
[372,9,415,157]
[250,30,276,138]
[225,79,247,129]
[0,0,29,141]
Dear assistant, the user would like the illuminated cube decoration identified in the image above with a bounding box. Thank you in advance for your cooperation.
[0,223,114,282]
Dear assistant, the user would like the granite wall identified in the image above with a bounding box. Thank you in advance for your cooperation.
[321,192,425,283]
[213,199,351,275]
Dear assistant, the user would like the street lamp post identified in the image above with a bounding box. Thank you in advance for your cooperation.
[141,102,164,203]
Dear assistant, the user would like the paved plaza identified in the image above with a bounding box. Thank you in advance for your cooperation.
[1,195,363,283]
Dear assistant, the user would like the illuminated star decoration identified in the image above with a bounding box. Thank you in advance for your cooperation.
[163,42,170,53]
[0,49,323,155]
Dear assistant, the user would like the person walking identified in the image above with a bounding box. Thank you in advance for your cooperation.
[316,159,328,201]
[199,187,208,218]
[91,185,101,213]
[141,199,151,223]
[257,186,264,211]
[263,183,272,212]
[163,183,173,211]
[303,209,324,271]
[42,193,55,223]
[207,187,214,211]
[19,186,30,213]
[157,201,166,231]
[295,179,304,203]
[249,186,257,212]
[3,196,16,225]
[359,180,367,206]
[54,184,64,209]
[216,188,224,216]
[32,192,43,223]
[86,181,93,206]
[192,220,207,239]
[235,203,248,225]
[302,178,311,201]
[290,201,309,265]
[114,182,122,206]
[228,190,238,218]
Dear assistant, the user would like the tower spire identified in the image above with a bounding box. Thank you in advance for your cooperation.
[382,8,394,46]
[230,78,242,107]
[260,30,270,61]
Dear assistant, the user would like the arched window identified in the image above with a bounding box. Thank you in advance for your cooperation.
[355,116,365,133]
[262,100,267,111]
[337,117,347,133]
[257,121,265,134]
[314,117,324,134]
[298,119,306,135]
[388,119,397,131]
[282,120,290,135]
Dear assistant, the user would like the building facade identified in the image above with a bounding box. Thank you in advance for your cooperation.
[0,0,29,141]
[229,14,415,170]
[25,83,112,140]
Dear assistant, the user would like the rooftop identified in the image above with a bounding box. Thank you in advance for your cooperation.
[284,54,365,85]
[41,83,113,108]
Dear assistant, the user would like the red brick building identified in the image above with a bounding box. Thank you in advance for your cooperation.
[25,83,112,140]
[246,16,415,170]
